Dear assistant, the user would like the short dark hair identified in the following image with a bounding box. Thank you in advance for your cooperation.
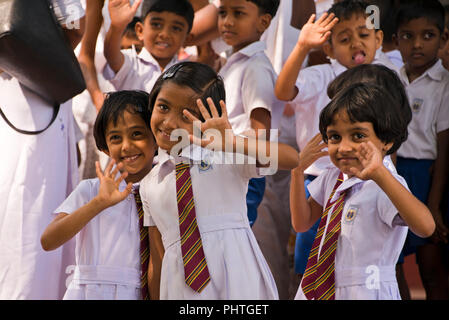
[149,61,226,120]
[327,64,411,127]
[395,0,445,33]
[328,0,371,23]
[246,0,280,17]
[320,83,409,155]
[141,0,194,32]
[94,90,152,151]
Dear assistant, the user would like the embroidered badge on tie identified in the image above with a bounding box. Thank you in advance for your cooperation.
[344,206,358,223]
[411,98,423,113]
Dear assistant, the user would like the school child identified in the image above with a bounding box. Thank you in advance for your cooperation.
[216,0,283,226]
[103,0,194,91]
[275,0,398,283]
[139,61,299,299]
[40,91,157,300]
[0,0,85,299]
[394,0,449,300]
[291,82,435,300]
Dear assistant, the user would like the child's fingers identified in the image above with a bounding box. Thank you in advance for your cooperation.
[189,133,212,149]
[95,161,104,179]
[183,109,199,123]
[321,12,337,27]
[110,161,123,179]
[131,0,142,13]
[116,170,129,186]
[306,13,316,25]
[206,97,220,118]
[219,100,228,119]
[315,12,328,24]
[104,159,115,177]
[196,99,211,120]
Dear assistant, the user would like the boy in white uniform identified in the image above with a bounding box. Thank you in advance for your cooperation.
[394,0,449,299]
[217,0,283,226]
[0,0,85,299]
[103,0,194,91]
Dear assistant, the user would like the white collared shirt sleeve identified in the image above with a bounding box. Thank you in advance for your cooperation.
[103,48,137,91]
[241,59,276,117]
[306,169,333,206]
[376,173,409,228]
[51,0,85,25]
[54,179,93,215]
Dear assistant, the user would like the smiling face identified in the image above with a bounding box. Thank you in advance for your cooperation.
[218,0,271,53]
[136,11,190,69]
[326,110,392,176]
[396,17,444,79]
[323,13,383,69]
[150,81,201,153]
[104,110,156,183]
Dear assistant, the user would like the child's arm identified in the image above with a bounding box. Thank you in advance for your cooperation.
[290,134,328,232]
[426,129,449,243]
[350,142,436,238]
[78,0,105,111]
[275,13,338,101]
[184,98,300,170]
[40,161,133,251]
[148,226,164,300]
[104,0,141,74]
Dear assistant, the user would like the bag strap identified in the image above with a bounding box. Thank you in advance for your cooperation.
[0,103,60,135]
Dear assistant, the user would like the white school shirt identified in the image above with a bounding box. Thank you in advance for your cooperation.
[103,47,178,92]
[218,41,284,135]
[55,179,141,300]
[292,50,398,176]
[140,145,279,299]
[295,157,409,300]
[397,60,449,160]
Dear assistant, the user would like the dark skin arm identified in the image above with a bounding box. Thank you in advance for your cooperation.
[290,0,316,30]
[78,0,105,111]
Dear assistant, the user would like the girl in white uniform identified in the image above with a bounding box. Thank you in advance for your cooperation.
[290,82,436,300]
[139,61,299,299]
[41,90,157,299]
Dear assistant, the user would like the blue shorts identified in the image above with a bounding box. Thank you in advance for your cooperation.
[396,157,434,263]
[294,175,318,275]
[246,177,266,227]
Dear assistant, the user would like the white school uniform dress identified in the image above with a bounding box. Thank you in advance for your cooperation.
[397,60,449,160]
[55,179,141,300]
[295,157,409,300]
[140,146,279,299]
[218,41,284,135]
[0,0,84,299]
[103,47,178,92]
[292,49,398,176]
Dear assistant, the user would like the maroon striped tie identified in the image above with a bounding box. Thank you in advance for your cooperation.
[301,172,347,300]
[133,187,150,300]
[175,162,211,292]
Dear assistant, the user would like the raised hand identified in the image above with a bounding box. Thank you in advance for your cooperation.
[349,141,384,181]
[297,13,339,51]
[109,0,142,30]
[183,98,235,152]
[95,160,133,208]
[296,133,328,172]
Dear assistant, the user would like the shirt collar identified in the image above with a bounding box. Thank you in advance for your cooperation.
[138,47,179,70]
[225,41,266,59]
[330,58,348,77]
[156,144,212,166]
[400,59,444,84]
[330,155,397,202]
